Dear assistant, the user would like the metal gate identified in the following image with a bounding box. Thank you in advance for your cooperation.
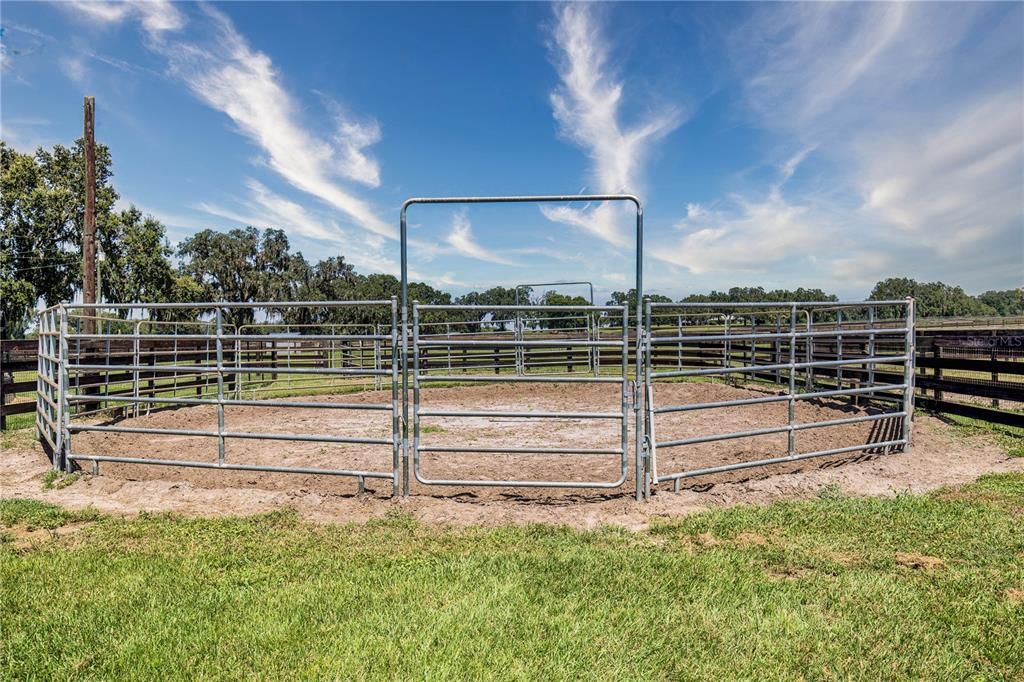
[47,300,402,495]
[409,301,630,489]
[399,194,645,497]
[640,299,915,497]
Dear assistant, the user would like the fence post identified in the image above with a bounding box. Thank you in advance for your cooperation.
[903,298,916,452]
[59,306,71,472]
[805,311,814,390]
[215,307,225,466]
[390,297,400,497]
[788,304,797,458]
[991,330,999,408]
[133,320,141,418]
[836,309,844,392]
[867,306,876,399]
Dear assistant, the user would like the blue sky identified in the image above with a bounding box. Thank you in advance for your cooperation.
[2,1,1021,301]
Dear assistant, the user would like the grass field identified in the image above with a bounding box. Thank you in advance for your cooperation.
[2,475,1022,679]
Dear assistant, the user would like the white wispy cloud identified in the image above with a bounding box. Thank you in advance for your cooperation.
[683,2,1024,292]
[544,3,683,245]
[63,2,393,240]
[654,151,829,274]
[857,90,1022,258]
[444,211,518,266]
[195,182,407,276]
[59,56,88,83]
[67,0,186,38]
[160,6,392,238]
[332,112,382,188]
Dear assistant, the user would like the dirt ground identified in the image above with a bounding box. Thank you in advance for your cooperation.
[3,382,1021,528]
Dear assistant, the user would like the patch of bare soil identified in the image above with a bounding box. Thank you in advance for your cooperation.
[2,382,1021,528]
[895,552,946,570]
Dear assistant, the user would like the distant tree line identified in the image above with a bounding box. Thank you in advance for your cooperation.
[2,139,1020,337]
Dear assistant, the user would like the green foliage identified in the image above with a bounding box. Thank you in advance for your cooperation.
[605,289,672,309]
[40,470,84,491]
[99,206,186,314]
[978,288,1024,317]
[869,278,998,318]
[177,227,294,327]
[2,475,1023,678]
[535,291,590,329]
[0,498,99,530]
[0,140,116,336]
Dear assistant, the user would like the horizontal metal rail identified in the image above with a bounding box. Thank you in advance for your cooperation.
[64,300,394,310]
[65,394,391,411]
[418,339,618,348]
[417,303,624,312]
[654,383,909,414]
[648,300,910,309]
[66,333,391,342]
[651,354,910,379]
[67,363,390,376]
[655,439,908,483]
[68,423,391,445]
[415,374,623,383]
[656,411,906,449]
[418,446,623,455]
[66,454,392,479]
[649,328,910,344]
[419,409,620,419]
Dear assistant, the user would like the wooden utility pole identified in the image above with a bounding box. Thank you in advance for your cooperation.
[83,96,97,334]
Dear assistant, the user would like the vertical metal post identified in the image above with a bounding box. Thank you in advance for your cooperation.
[836,309,844,392]
[676,314,683,370]
[133,320,141,418]
[630,304,641,501]
[34,312,43,442]
[774,314,782,384]
[749,316,757,377]
[805,311,814,390]
[374,324,382,391]
[215,307,225,466]
[615,305,628,494]
[643,301,654,495]
[235,331,242,399]
[788,304,797,457]
[390,297,400,497]
[411,302,421,490]
[723,315,731,384]
[903,298,916,452]
[867,306,876,398]
[59,306,71,472]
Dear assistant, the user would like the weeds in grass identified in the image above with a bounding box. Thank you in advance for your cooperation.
[0,499,100,531]
[41,470,84,491]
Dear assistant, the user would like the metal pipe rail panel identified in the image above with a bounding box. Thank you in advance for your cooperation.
[54,299,403,496]
[410,301,632,491]
[641,298,915,497]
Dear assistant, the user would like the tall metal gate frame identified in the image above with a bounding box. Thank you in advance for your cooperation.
[639,299,916,498]
[400,195,644,498]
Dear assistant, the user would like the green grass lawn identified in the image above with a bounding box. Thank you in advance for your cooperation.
[2,475,1023,680]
